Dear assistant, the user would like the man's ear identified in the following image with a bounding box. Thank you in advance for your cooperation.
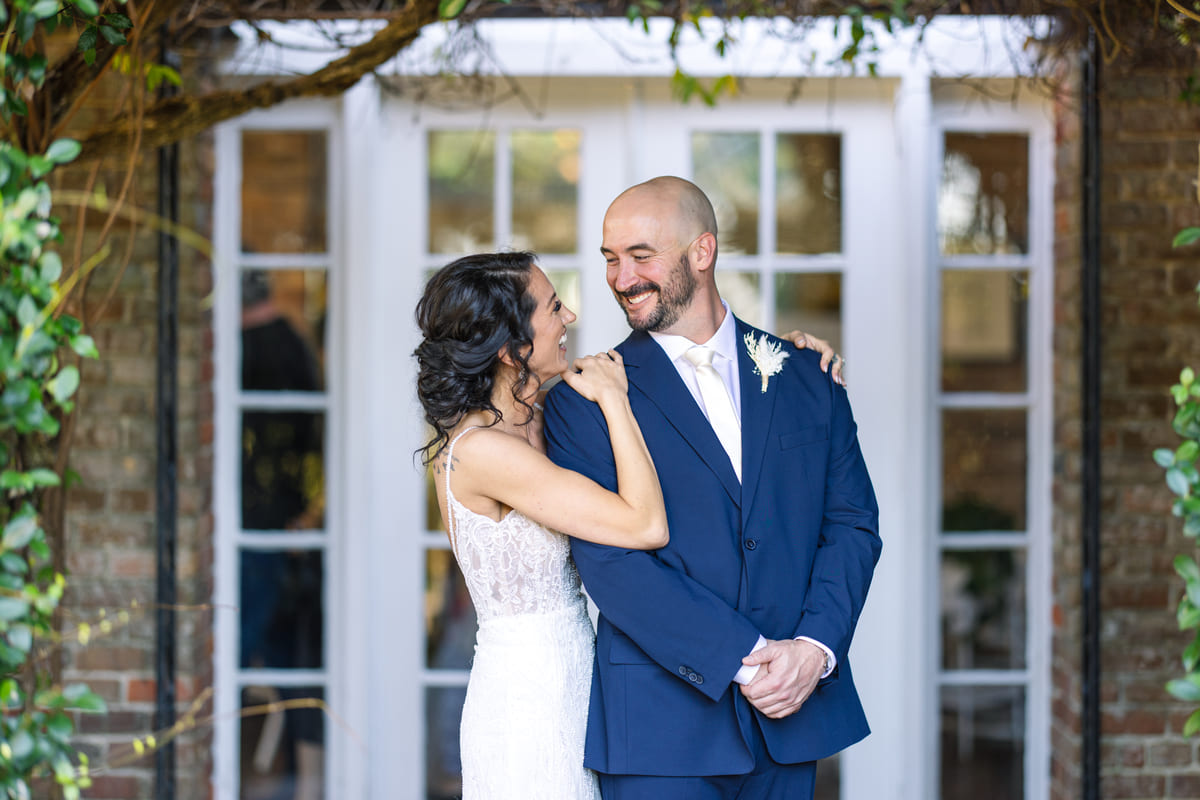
[689,231,718,273]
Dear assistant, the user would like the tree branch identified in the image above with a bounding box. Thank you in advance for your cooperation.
[75,0,440,161]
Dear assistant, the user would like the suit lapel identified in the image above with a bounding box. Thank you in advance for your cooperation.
[736,319,781,523]
[620,332,742,506]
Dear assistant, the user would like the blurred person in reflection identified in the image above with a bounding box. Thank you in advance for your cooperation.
[542,176,879,800]
[240,269,325,800]
[414,251,840,799]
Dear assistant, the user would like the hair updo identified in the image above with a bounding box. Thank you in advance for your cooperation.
[414,251,539,465]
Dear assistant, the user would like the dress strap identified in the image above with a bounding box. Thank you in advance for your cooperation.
[443,426,481,557]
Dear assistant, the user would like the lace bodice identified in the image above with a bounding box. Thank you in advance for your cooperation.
[444,427,586,622]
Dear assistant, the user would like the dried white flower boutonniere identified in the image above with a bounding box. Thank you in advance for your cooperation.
[744,332,789,393]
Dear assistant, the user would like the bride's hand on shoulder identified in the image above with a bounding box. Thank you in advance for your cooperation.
[561,350,628,405]
[781,330,846,387]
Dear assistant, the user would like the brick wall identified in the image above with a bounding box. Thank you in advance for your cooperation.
[51,67,217,799]
[1053,57,1200,800]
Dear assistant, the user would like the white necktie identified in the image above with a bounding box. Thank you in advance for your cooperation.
[684,346,741,481]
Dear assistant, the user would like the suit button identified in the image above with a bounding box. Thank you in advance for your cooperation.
[694,674,704,685]
[688,673,697,682]
[678,666,688,676]
[744,539,757,550]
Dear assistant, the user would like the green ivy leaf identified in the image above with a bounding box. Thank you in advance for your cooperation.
[1180,597,1200,629]
[69,334,98,359]
[1168,467,1192,497]
[1181,440,1200,464]
[38,251,62,283]
[47,365,80,404]
[16,296,38,328]
[1184,633,1200,671]
[77,25,97,53]
[27,469,60,487]
[45,712,73,742]
[1185,708,1200,738]
[3,507,38,549]
[0,471,32,491]
[0,552,27,574]
[438,0,468,19]
[1177,554,1200,584]
[9,728,34,759]
[45,139,81,165]
[16,11,37,43]
[30,0,60,19]
[73,0,99,15]
[1174,227,1200,248]
[7,624,32,653]
[0,597,30,622]
[1170,676,1200,702]
[1155,447,1177,468]
[98,25,126,45]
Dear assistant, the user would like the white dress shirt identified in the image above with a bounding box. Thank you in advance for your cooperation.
[649,303,836,685]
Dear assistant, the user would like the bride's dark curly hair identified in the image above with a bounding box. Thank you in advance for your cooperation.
[415,251,539,465]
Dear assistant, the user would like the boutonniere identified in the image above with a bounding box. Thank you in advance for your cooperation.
[744,332,789,393]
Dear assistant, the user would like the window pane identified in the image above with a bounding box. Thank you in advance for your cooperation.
[426,464,445,533]
[241,269,327,392]
[941,685,1024,800]
[240,550,324,669]
[775,273,842,351]
[815,754,839,800]
[241,411,325,531]
[429,130,495,254]
[692,132,760,255]
[241,131,327,255]
[942,410,1026,531]
[426,549,477,671]
[939,133,1029,255]
[776,134,841,255]
[942,270,1027,393]
[716,271,762,328]
[512,130,580,254]
[941,549,1027,670]
[427,685,467,800]
[240,685,325,800]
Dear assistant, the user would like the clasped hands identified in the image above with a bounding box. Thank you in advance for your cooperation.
[739,638,826,719]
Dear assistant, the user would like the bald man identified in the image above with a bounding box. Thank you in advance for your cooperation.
[543,177,881,799]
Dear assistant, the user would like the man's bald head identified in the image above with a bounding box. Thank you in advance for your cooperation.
[609,176,718,248]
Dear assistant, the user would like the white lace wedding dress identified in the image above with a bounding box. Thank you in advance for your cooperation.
[444,427,600,800]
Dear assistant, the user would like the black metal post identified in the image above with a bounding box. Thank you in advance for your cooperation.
[154,36,182,800]
[1080,25,1103,800]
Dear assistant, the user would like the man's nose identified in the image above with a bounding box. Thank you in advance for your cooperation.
[610,258,638,292]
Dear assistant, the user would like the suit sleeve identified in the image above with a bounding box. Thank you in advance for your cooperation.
[792,377,882,666]
[543,380,762,703]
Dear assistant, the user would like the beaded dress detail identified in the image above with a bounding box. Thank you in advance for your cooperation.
[444,427,599,799]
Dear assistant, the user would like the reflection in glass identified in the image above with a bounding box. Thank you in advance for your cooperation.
[513,130,581,254]
[429,130,495,253]
[239,550,324,669]
[692,132,760,255]
[776,134,842,255]
[716,272,762,328]
[240,685,325,800]
[426,549,477,671]
[241,269,327,391]
[942,410,1026,532]
[941,685,1024,800]
[427,686,468,800]
[426,464,445,533]
[775,273,842,352]
[939,133,1029,255]
[241,131,327,255]
[241,411,325,531]
[545,269,581,363]
[941,549,1027,670]
[942,270,1027,393]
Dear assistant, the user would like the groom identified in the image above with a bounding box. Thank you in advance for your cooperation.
[543,176,881,798]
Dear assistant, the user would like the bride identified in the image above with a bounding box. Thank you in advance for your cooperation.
[415,251,839,798]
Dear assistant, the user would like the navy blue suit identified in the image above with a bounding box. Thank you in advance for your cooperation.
[543,319,881,784]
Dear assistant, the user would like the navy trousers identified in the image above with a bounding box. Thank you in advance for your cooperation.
[596,701,817,800]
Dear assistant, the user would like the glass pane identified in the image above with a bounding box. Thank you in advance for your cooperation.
[512,130,581,254]
[941,685,1024,800]
[426,548,477,671]
[941,549,1027,670]
[241,411,325,531]
[429,130,495,254]
[426,464,445,533]
[426,685,467,800]
[241,131,327,254]
[942,410,1026,532]
[939,133,1029,256]
[240,685,325,800]
[775,273,842,351]
[776,134,842,255]
[241,269,327,392]
[716,271,762,329]
[942,270,1028,393]
[692,132,760,255]
[544,269,581,364]
[240,550,324,669]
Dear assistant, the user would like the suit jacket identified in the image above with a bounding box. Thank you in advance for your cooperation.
[542,318,881,776]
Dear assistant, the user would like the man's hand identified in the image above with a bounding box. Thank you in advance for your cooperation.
[739,638,825,719]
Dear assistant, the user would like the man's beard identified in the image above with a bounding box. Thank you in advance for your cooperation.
[619,255,698,332]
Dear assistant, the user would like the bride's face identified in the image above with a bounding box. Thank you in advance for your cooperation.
[523,266,577,384]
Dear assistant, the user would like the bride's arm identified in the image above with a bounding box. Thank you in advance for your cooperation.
[459,352,668,550]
